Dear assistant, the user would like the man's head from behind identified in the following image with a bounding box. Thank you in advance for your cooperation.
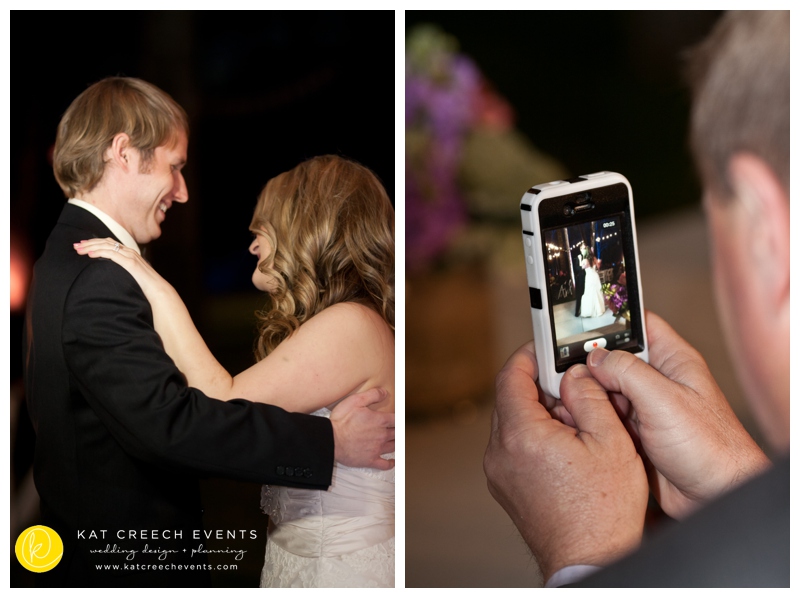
[53,77,189,198]
[689,11,789,452]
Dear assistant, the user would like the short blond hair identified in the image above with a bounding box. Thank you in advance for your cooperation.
[688,11,789,197]
[53,77,189,197]
[250,155,395,358]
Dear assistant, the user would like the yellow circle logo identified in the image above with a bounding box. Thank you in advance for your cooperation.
[15,525,63,573]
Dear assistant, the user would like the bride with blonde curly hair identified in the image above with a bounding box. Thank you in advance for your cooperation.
[76,155,395,587]
[250,155,394,358]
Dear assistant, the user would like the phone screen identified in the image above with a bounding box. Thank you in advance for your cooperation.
[542,212,641,371]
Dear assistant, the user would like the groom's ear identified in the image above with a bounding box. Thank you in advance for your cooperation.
[105,133,134,173]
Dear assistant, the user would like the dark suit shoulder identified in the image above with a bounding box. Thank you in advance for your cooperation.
[59,251,335,488]
[31,205,121,292]
[67,254,144,299]
[44,204,119,250]
[575,457,789,587]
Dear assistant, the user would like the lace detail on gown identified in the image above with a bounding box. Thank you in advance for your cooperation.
[259,407,394,587]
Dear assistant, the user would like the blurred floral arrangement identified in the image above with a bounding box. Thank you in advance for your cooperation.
[602,282,630,321]
[406,24,567,274]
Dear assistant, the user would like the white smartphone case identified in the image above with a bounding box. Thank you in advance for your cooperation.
[520,171,648,398]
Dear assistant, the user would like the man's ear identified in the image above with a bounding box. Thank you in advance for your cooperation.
[106,133,133,172]
[727,153,789,309]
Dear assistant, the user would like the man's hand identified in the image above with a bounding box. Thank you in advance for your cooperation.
[484,342,648,583]
[586,311,770,519]
[330,389,394,470]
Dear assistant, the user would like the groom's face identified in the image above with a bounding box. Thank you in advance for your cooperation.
[118,130,189,244]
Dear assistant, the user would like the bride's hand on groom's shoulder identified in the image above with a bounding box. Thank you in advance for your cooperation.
[330,388,395,470]
[74,238,172,300]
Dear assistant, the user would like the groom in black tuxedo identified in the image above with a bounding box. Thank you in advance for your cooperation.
[23,77,394,587]
[572,243,588,316]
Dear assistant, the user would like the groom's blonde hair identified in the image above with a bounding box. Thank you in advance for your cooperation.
[53,77,189,198]
[250,155,394,358]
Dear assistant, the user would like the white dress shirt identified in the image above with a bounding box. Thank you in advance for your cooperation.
[67,198,141,255]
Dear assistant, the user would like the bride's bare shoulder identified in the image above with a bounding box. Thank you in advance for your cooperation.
[301,303,394,412]
[297,302,393,383]
[298,302,393,345]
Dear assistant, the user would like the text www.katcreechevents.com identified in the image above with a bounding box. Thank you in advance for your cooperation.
[95,563,238,571]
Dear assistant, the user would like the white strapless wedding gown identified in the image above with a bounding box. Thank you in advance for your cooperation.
[580,266,606,318]
[259,407,395,587]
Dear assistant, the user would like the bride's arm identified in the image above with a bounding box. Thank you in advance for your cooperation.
[228,302,394,413]
[75,238,237,400]
[75,239,393,413]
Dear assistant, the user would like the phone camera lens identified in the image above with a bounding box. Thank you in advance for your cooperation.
[563,205,575,216]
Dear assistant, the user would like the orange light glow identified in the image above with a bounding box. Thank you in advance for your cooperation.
[10,250,30,311]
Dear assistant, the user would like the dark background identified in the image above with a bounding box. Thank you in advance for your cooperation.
[10,10,394,587]
[406,10,723,219]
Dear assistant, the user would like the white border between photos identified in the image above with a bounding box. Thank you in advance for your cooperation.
[395,7,406,591]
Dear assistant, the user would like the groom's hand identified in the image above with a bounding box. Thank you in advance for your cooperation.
[330,389,395,470]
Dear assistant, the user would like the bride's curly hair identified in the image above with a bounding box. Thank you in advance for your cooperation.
[250,155,394,360]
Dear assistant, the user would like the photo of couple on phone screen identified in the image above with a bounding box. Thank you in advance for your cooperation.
[544,216,631,359]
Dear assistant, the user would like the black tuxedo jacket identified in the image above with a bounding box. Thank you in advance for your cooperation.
[23,204,335,587]
[572,455,789,587]
[572,251,586,314]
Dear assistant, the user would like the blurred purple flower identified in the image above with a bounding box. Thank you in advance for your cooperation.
[406,43,481,272]
[605,283,628,314]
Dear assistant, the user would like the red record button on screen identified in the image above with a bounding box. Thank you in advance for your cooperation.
[583,337,607,353]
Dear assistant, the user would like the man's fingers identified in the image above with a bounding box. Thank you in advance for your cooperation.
[586,346,677,420]
[538,379,560,412]
[489,404,500,435]
[548,403,576,428]
[377,411,395,430]
[372,424,395,470]
[497,341,538,384]
[381,421,395,444]
[643,311,710,384]
[355,387,389,408]
[584,311,714,426]
[336,387,388,411]
[559,364,627,440]
[494,341,549,423]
